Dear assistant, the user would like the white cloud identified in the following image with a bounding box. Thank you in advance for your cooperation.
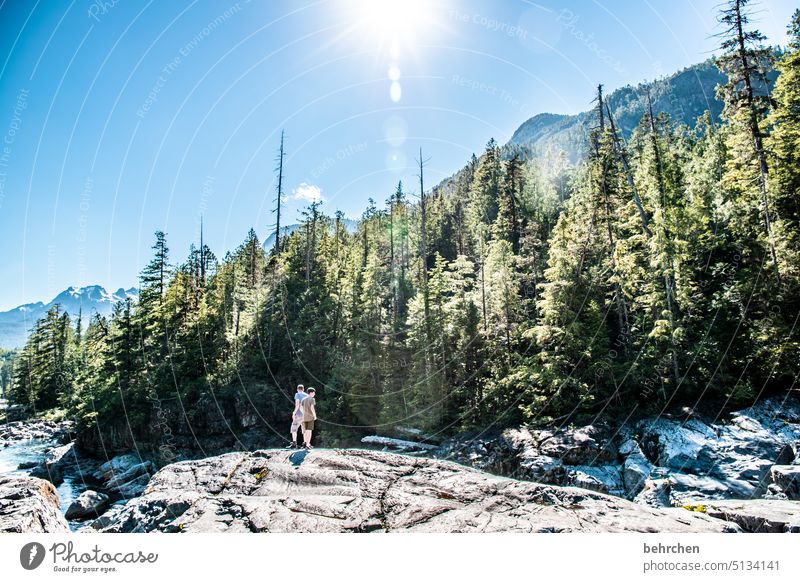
[292,182,323,203]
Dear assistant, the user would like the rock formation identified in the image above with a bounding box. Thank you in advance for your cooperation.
[90,449,738,533]
[436,396,800,505]
[0,475,69,533]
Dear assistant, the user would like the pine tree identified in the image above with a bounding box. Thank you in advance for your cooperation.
[468,138,501,237]
[716,0,778,273]
[767,9,800,283]
[273,130,286,257]
[140,231,171,303]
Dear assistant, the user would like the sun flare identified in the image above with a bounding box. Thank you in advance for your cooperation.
[346,0,440,57]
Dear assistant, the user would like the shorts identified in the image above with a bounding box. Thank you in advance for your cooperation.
[302,420,315,432]
[290,415,303,434]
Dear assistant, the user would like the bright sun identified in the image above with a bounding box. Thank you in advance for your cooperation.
[347,0,439,57]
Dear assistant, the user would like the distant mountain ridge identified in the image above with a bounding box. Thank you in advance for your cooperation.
[431,57,776,198]
[506,59,730,162]
[0,285,139,349]
[262,217,359,251]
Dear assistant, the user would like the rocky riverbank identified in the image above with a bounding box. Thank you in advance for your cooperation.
[434,395,800,509]
[0,418,73,447]
[0,418,157,528]
[2,394,798,533]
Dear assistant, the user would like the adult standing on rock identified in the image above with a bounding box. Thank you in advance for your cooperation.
[301,388,317,449]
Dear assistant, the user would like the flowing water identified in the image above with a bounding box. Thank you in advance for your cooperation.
[0,438,83,531]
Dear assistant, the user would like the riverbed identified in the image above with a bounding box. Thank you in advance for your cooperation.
[0,439,83,531]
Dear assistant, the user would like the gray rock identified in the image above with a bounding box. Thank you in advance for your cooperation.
[95,449,738,533]
[771,465,800,500]
[634,398,800,501]
[692,499,800,533]
[775,444,795,466]
[29,442,78,485]
[567,465,625,496]
[80,502,129,532]
[361,435,437,452]
[435,396,800,507]
[437,424,618,485]
[91,454,154,497]
[65,490,110,520]
[621,440,654,497]
[634,479,672,508]
[618,436,640,456]
[115,473,152,499]
[764,483,789,500]
[518,454,565,483]
[537,425,618,465]
[106,461,154,490]
[0,475,70,532]
[93,453,142,481]
[666,472,757,505]
[638,418,718,474]
[0,419,73,444]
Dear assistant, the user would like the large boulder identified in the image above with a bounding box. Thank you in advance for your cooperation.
[770,465,800,500]
[28,441,99,486]
[65,490,110,521]
[92,453,142,481]
[29,442,79,485]
[620,439,654,497]
[535,425,618,465]
[567,465,625,497]
[92,454,154,498]
[106,461,154,491]
[80,501,129,532]
[638,418,718,474]
[0,475,70,532]
[518,454,565,483]
[94,449,738,533]
[115,473,152,499]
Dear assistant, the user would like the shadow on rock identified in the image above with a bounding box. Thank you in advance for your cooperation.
[289,450,308,466]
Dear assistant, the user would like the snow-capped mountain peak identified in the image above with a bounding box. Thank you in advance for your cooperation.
[0,285,139,349]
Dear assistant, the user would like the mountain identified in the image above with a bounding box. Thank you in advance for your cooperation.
[262,218,359,251]
[431,57,777,198]
[0,286,139,349]
[506,59,730,163]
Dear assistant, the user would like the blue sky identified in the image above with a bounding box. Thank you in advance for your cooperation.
[0,0,795,310]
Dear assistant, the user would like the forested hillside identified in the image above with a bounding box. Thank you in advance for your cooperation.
[8,4,800,451]
[507,58,731,163]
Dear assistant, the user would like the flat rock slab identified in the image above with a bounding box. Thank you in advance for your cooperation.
[0,475,69,533]
[692,499,800,533]
[94,449,738,533]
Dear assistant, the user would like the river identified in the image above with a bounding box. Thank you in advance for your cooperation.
[0,438,83,531]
